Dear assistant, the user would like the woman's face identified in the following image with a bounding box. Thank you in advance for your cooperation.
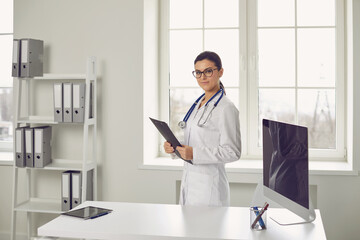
[194,59,223,93]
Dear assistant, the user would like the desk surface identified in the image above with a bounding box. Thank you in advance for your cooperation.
[38,201,326,240]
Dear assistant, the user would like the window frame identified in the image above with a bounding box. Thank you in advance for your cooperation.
[247,0,346,160]
[159,0,249,158]
[0,0,14,158]
[157,0,346,162]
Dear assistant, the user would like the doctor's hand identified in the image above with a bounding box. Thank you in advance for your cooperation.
[163,141,175,154]
[176,145,193,161]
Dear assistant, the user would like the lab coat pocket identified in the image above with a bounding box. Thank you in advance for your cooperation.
[186,171,213,206]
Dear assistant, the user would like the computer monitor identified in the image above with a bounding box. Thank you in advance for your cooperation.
[262,119,316,225]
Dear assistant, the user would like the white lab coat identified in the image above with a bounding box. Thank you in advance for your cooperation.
[179,93,241,207]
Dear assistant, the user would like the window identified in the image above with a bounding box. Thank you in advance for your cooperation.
[0,0,14,153]
[252,0,344,159]
[157,0,345,162]
[161,0,242,145]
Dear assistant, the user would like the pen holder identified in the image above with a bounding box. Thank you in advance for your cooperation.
[250,206,267,230]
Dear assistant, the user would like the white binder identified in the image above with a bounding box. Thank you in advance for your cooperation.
[86,170,94,201]
[15,127,26,167]
[72,83,85,123]
[61,171,72,211]
[12,39,20,77]
[54,83,64,122]
[63,83,73,122]
[71,171,82,208]
[34,126,52,168]
[89,82,94,118]
[25,128,34,167]
[71,170,94,209]
[20,38,44,78]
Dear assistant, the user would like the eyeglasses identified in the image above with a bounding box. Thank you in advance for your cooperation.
[192,68,218,78]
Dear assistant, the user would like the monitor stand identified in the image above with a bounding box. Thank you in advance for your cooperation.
[268,208,316,225]
[251,177,316,226]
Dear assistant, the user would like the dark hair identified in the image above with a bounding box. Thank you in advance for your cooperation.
[194,51,226,94]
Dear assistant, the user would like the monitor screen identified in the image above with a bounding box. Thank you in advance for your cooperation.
[262,119,309,209]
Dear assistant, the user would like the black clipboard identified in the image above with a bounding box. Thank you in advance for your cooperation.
[149,117,193,164]
[61,206,113,220]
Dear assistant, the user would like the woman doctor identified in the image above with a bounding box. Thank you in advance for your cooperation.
[164,51,241,207]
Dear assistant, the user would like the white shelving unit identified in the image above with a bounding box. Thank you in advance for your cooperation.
[10,57,97,240]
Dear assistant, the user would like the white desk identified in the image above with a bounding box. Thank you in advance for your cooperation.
[38,201,326,240]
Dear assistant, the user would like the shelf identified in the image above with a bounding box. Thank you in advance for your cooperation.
[18,116,56,124]
[11,57,97,240]
[44,159,82,170]
[36,159,83,171]
[18,116,95,125]
[33,73,86,80]
[15,159,96,171]
[14,198,62,214]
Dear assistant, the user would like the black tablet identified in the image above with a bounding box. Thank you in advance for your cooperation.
[61,206,113,220]
[149,117,193,164]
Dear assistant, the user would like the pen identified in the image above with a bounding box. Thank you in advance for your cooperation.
[253,206,266,229]
[255,202,268,228]
[251,203,269,229]
[89,212,110,219]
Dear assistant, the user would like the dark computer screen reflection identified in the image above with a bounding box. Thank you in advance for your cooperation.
[263,120,309,209]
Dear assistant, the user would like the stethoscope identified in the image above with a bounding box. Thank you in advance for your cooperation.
[178,88,224,129]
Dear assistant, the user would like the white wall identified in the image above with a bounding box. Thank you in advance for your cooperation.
[1,0,360,239]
